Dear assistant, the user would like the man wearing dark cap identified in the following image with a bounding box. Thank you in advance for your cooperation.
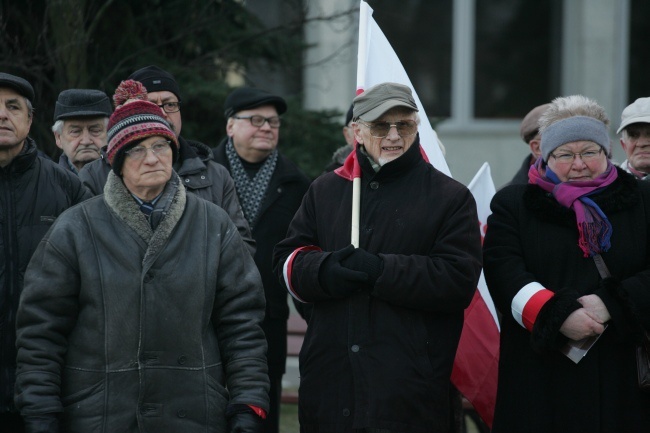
[0,72,91,432]
[79,66,254,253]
[273,82,482,432]
[52,89,112,173]
[617,97,650,180]
[213,86,310,433]
[507,103,551,185]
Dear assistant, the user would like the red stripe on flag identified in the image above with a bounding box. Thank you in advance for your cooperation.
[451,290,500,428]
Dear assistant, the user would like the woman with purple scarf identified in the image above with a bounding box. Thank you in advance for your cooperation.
[484,95,650,433]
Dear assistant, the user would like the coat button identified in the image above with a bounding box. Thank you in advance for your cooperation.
[185,178,190,183]
[177,409,187,418]
[342,408,350,417]
[178,355,187,365]
[351,345,360,353]
[369,181,379,189]
[201,175,206,180]
[143,273,153,283]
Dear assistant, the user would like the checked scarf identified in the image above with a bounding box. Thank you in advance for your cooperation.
[226,138,278,228]
[528,158,618,257]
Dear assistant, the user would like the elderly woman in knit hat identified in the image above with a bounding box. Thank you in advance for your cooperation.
[14,81,269,433]
[483,95,650,432]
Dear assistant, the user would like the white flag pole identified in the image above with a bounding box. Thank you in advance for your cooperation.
[351,2,372,248]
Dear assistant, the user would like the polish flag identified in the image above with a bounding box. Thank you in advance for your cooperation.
[451,162,500,428]
[356,2,499,427]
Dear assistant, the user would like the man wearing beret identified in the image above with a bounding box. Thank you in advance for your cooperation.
[79,65,254,253]
[0,72,91,432]
[273,82,482,432]
[213,87,311,433]
[52,89,112,173]
[617,97,650,180]
[506,103,551,186]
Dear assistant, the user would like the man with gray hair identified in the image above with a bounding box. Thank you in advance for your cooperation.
[52,89,112,173]
[273,82,482,432]
[617,97,650,180]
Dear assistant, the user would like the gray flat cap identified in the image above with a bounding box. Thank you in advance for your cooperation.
[54,89,112,121]
[353,82,418,122]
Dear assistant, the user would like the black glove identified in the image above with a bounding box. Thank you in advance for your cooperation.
[23,414,60,433]
[227,404,264,433]
[319,245,369,298]
[340,248,384,287]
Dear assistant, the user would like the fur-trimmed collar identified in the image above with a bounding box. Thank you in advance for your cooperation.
[523,166,639,227]
[104,171,186,267]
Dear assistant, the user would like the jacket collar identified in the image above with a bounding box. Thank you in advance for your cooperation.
[104,170,186,266]
[2,137,37,174]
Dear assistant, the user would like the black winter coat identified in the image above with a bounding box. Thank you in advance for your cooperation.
[14,172,269,433]
[213,140,310,372]
[0,138,90,413]
[273,140,482,433]
[483,168,650,433]
[79,137,255,254]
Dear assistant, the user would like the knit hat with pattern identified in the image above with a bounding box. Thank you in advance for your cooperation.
[107,80,178,174]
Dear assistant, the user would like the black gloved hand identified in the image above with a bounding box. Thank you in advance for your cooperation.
[340,248,384,287]
[319,244,369,298]
[227,404,264,433]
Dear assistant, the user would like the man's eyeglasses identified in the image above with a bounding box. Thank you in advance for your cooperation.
[125,140,172,160]
[155,102,181,113]
[232,115,281,128]
[549,147,603,164]
[358,120,417,138]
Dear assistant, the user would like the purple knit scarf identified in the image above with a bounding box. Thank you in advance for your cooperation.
[528,158,618,257]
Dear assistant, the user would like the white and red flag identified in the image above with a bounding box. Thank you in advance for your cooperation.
[352,2,500,427]
[451,162,500,428]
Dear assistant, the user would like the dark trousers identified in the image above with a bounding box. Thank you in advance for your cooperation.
[263,375,282,433]
[0,412,25,433]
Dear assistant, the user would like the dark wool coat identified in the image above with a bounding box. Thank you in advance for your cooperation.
[0,138,90,414]
[78,137,255,254]
[213,139,311,373]
[483,167,650,433]
[273,140,482,433]
[14,172,269,433]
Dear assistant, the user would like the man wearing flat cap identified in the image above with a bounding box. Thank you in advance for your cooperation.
[213,86,310,433]
[0,72,90,432]
[618,97,650,180]
[507,103,551,186]
[273,82,482,432]
[52,89,112,173]
[79,65,254,253]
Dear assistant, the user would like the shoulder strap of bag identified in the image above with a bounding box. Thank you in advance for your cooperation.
[593,254,611,279]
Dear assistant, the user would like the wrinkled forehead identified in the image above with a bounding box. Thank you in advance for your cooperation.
[235,104,279,117]
[373,106,417,122]
[554,140,601,153]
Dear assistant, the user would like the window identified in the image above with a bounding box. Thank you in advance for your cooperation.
[628,0,650,101]
[367,0,453,117]
[474,0,562,118]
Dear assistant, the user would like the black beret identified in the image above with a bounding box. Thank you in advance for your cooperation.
[0,73,34,103]
[54,89,112,121]
[128,65,181,101]
[224,87,287,118]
